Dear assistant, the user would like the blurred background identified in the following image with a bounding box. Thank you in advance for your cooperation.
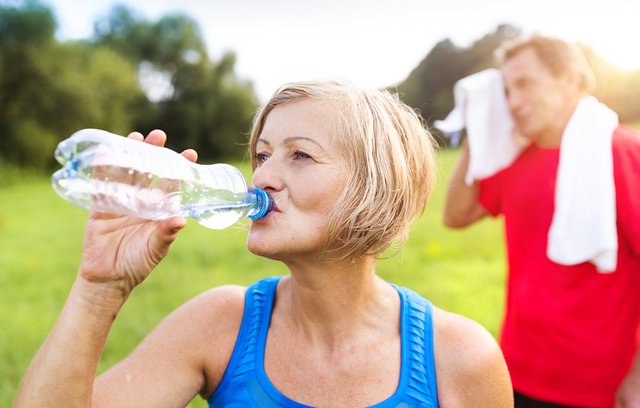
[1,0,639,406]
[1,0,639,172]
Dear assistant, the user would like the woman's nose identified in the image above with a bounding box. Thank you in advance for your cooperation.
[252,157,284,192]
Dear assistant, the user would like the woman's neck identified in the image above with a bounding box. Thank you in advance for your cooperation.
[275,258,399,348]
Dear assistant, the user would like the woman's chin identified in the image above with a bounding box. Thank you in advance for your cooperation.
[247,246,282,262]
[246,236,272,257]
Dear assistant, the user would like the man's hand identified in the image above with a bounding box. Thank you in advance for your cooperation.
[616,368,640,408]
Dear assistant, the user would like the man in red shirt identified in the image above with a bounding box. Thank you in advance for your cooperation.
[443,35,640,408]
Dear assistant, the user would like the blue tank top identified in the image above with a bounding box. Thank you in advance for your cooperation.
[208,277,439,407]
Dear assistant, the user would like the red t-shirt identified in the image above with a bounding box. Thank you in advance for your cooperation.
[479,125,640,407]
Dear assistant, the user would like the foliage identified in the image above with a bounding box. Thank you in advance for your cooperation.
[0,1,258,171]
[0,2,143,168]
[92,5,258,159]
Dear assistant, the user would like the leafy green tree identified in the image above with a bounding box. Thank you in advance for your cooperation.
[50,43,143,133]
[0,0,57,167]
[93,5,258,161]
[0,1,142,169]
[0,2,257,169]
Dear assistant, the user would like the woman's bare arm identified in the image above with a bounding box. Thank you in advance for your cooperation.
[433,308,513,408]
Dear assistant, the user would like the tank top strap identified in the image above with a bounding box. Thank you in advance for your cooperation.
[392,284,440,407]
[212,276,281,397]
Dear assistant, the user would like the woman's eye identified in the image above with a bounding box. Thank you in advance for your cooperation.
[293,151,311,160]
[255,153,269,165]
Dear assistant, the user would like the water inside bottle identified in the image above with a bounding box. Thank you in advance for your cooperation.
[53,159,251,228]
[180,181,253,229]
[52,130,267,229]
[186,202,255,229]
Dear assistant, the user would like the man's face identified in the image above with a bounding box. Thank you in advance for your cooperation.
[502,48,579,146]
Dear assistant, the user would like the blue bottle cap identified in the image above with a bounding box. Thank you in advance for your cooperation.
[247,188,274,219]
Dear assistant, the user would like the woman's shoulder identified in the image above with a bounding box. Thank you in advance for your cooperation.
[431,307,513,407]
[164,284,248,351]
[183,276,281,332]
[196,284,248,310]
[432,307,500,358]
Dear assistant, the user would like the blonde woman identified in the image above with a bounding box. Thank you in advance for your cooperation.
[15,80,512,407]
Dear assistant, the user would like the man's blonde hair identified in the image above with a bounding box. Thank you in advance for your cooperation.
[249,80,437,261]
[497,35,596,94]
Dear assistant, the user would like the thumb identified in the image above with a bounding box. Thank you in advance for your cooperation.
[148,217,187,263]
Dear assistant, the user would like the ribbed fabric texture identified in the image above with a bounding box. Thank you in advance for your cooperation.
[209,277,439,407]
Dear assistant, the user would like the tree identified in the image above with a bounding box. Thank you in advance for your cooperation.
[0,2,258,169]
[93,5,258,161]
[0,1,143,169]
[0,0,57,167]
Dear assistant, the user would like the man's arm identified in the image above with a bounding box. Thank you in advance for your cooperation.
[443,140,488,228]
[615,349,640,407]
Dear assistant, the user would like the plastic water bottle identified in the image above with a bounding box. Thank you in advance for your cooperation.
[51,128,273,229]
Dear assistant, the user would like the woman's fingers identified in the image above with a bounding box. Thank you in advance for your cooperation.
[127,131,144,142]
[143,129,167,147]
[126,130,167,147]
[126,131,196,160]
[181,148,198,163]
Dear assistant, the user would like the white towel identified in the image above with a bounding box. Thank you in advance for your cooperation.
[547,96,619,273]
[435,70,619,273]
[434,68,523,185]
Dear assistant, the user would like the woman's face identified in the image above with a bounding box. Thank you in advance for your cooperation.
[246,99,349,262]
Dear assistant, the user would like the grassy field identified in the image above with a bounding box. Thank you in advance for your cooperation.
[0,149,506,407]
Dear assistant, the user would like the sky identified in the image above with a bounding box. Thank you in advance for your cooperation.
[39,0,640,102]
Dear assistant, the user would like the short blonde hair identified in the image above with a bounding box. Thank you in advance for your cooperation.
[497,35,596,94]
[249,80,437,261]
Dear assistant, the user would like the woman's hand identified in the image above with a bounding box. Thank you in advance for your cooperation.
[13,130,199,408]
[78,129,198,299]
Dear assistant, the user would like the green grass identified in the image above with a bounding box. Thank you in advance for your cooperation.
[0,149,506,407]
